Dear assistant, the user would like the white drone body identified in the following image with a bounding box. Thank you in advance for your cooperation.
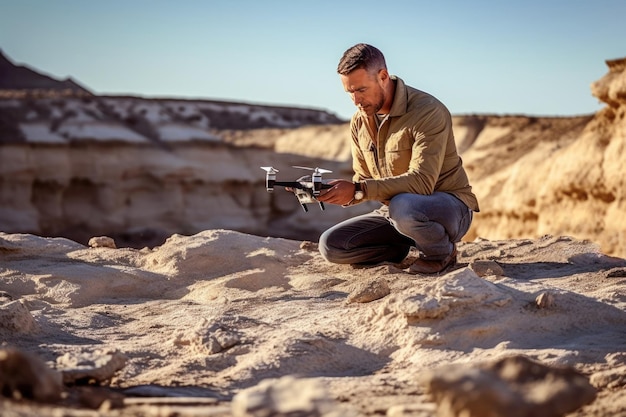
[261,166,333,212]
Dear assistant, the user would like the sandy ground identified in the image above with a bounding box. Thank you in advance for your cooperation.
[1,230,626,416]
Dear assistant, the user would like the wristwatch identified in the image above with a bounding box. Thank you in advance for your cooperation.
[354,182,365,200]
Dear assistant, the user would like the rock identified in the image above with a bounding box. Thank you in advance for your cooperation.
[88,236,116,249]
[397,268,512,320]
[591,57,626,107]
[71,386,125,410]
[469,260,504,277]
[300,240,318,251]
[605,351,626,366]
[57,349,127,385]
[0,348,63,402]
[535,291,556,309]
[346,278,391,304]
[0,290,14,302]
[0,235,21,252]
[170,323,241,355]
[386,403,436,417]
[0,299,38,333]
[590,365,626,389]
[231,375,333,417]
[206,328,241,354]
[421,355,597,417]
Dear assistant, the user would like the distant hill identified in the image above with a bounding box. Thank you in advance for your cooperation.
[0,50,344,130]
[0,49,92,94]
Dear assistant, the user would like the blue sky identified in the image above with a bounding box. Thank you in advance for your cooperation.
[1,0,624,120]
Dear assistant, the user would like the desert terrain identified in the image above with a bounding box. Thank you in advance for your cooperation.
[1,52,626,416]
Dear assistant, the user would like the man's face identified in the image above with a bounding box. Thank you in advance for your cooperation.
[341,68,385,116]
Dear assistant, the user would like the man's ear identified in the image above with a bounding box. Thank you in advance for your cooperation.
[378,68,390,84]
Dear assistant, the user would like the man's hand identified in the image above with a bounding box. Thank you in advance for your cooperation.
[317,179,356,206]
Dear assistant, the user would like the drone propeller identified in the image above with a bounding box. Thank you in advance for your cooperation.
[261,166,280,192]
[261,166,279,174]
[292,166,333,174]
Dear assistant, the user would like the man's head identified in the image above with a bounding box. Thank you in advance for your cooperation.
[337,43,387,76]
[337,43,394,116]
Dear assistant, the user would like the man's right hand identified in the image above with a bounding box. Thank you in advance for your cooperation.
[317,179,357,206]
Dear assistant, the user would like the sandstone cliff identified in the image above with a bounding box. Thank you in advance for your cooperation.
[0,94,350,247]
[462,57,626,257]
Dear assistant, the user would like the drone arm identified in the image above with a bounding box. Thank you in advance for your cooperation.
[274,181,307,189]
[273,181,334,190]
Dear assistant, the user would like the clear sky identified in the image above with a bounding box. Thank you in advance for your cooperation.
[1,0,624,120]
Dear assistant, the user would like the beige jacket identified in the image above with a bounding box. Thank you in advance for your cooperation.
[350,76,480,212]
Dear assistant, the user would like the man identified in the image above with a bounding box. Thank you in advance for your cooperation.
[316,43,479,274]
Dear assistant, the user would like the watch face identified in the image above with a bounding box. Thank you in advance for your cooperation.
[355,191,364,200]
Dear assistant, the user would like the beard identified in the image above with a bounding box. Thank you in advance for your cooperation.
[358,91,385,116]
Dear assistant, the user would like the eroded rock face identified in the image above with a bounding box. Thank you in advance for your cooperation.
[591,57,626,108]
[0,138,375,247]
[0,94,361,247]
[462,57,626,257]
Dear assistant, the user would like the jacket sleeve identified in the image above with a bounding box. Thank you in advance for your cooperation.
[363,103,450,201]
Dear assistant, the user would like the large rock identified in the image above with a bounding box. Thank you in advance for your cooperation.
[231,375,335,417]
[0,348,63,403]
[422,355,597,417]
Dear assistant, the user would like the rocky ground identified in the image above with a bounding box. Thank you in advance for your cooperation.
[1,230,625,416]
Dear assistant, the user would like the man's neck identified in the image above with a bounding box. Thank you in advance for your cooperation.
[379,79,396,115]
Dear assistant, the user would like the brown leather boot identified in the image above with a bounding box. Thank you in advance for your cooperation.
[407,245,457,275]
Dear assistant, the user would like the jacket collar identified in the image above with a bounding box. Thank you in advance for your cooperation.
[387,75,408,117]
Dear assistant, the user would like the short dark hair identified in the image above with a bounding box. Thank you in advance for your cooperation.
[337,43,387,76]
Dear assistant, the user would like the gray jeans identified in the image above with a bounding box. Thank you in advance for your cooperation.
[319,192,473,264]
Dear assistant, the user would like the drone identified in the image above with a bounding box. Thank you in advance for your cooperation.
[261,166,334,212]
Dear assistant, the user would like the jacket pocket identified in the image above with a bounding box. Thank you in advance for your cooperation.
[356,133,379,176]
[386,130,413,173]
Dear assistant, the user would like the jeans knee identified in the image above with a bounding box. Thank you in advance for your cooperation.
[389,194,427,234]
[389,194,409,216]
[318,229,342,263]
[318,230,331,260]
[451,209,472,242]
